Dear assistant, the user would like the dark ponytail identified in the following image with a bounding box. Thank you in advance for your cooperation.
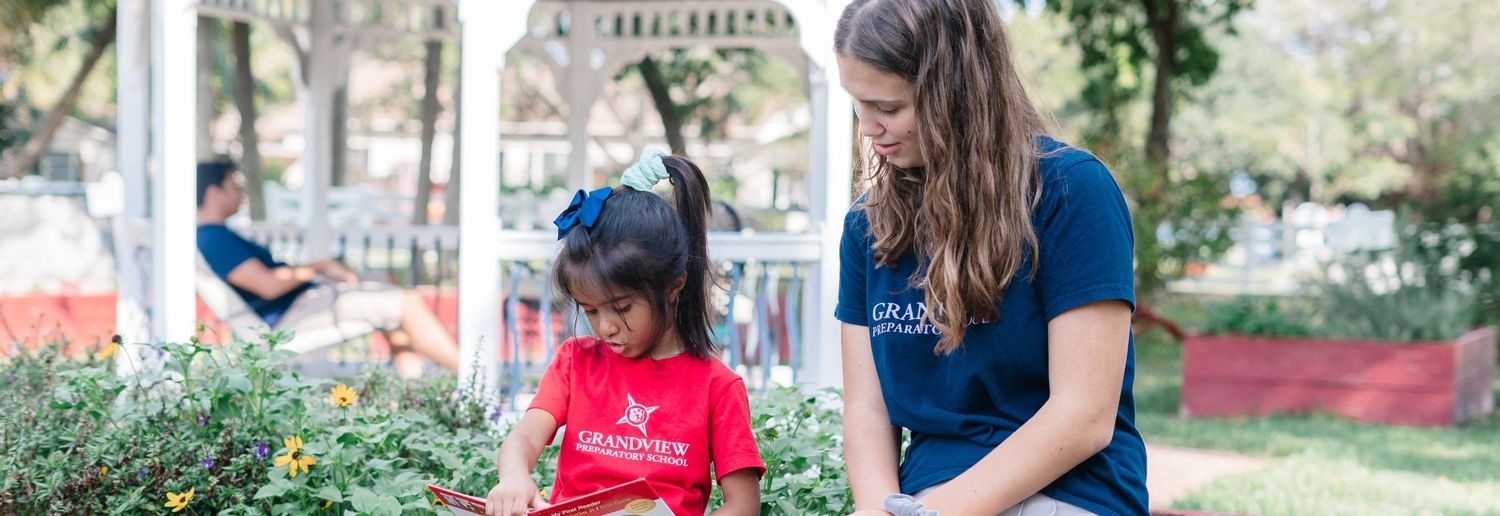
[551,155,719,360]
[661,156,715,360]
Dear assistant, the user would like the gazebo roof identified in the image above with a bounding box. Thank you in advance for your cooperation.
[195,0,460,40]
[517,0,807,80]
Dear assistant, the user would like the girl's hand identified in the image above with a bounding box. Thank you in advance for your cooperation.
[488,410,559,516]
[485,477,551,516]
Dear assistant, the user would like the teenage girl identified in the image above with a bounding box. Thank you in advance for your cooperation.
[486,150,765,516]
[834,1,1149,515]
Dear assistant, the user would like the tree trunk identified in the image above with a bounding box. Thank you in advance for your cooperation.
[1143,0,1178,173]
[196,16,216,160]
[443,77,462,226]
[413,39,443,226]
[0,7,117,179]
[440,67,461,285]
[232,21,266,221]
[1132,303,1187,341]
[331,85,348,186]
[638,55,686,155]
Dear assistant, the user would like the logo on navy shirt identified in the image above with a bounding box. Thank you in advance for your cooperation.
[870,301,992,337]
[616,394,659,437]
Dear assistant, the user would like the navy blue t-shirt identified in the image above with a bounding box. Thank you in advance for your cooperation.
[197,225,310,327]
[834,138,1148,516]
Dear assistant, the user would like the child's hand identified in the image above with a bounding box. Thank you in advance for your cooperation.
[485,477,551,516]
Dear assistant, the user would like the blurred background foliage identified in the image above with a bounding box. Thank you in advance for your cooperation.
[2,0,1499,313]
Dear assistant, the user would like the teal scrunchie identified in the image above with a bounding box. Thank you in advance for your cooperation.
[620,148,671,192]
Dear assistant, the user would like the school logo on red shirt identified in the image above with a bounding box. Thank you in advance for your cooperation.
[573,392,691,468]
[616,394,659,437]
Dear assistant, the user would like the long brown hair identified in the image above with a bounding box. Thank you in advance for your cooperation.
[836,0,1053,354]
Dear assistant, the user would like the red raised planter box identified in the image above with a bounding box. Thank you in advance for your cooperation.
[1181,327,1497,427]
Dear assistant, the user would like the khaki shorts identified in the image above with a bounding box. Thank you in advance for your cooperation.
[273,282,406,353]
[914,483,1096,516]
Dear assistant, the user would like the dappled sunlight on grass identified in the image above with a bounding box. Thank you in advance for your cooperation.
[1174,454,1500,516]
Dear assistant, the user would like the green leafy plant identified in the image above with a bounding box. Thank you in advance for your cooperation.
[2,332,512,515]
[740,386,853,516]
[1201,218,1480,342]
[1,332,854,515]
[1202,296,1313,338]
[1313,252,1476,342]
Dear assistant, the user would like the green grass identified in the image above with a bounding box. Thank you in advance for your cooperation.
[1134,296,1500,516]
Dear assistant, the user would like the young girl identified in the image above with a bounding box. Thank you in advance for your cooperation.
[834,1,1147,515]
[485,150,765,516]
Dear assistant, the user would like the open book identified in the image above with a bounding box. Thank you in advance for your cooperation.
[428,479,672,516]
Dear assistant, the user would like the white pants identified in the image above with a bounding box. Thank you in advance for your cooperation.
[914,483,1097,516]
[274,282,406,353]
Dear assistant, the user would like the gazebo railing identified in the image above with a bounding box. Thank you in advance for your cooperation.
[233,223,820,405]
[522,0,803,58]
[194,0,460,38]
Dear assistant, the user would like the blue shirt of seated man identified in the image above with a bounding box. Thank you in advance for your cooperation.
[196,224,310,327]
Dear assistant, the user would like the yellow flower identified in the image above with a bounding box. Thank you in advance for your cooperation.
[274,449,316,477]
[164,487,194,513]
[274,436,316,477]
[433,498,447,507]
[100,466,108,477]
[320,500,333,509]
[331,384,358,407]
[101,334,123,359]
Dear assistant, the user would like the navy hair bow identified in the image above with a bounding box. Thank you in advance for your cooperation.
[554,186,613,240]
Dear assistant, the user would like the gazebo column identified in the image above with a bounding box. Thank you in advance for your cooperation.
[150,0,198,344]
[565,2,601,191]
[115,0,151,366]
[459,0,527,404]
[298,0,338,261]
[801,0,855,389]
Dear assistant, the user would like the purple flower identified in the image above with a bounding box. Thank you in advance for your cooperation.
[197,413,209,426]
[5,375,13,382]
[253,442,270,461]
[139,470,148,480]
[200,457,215,469]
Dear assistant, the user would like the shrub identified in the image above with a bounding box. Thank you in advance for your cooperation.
[1,333,506,515]
[0,333,851,515]
[1202,296,1313,338]
[1313,252,1476,341]
[1202,219,1479,342]
[744,387,853,516]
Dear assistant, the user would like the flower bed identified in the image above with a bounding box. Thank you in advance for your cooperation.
[0,333,852,515]
[1181,327,1497,427]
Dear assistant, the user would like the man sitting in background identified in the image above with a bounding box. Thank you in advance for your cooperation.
[195,161,458,378]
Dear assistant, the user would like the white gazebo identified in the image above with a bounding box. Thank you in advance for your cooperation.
[115,0,854,399]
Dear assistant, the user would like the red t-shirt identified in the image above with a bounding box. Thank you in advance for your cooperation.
[529,337,766,516]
